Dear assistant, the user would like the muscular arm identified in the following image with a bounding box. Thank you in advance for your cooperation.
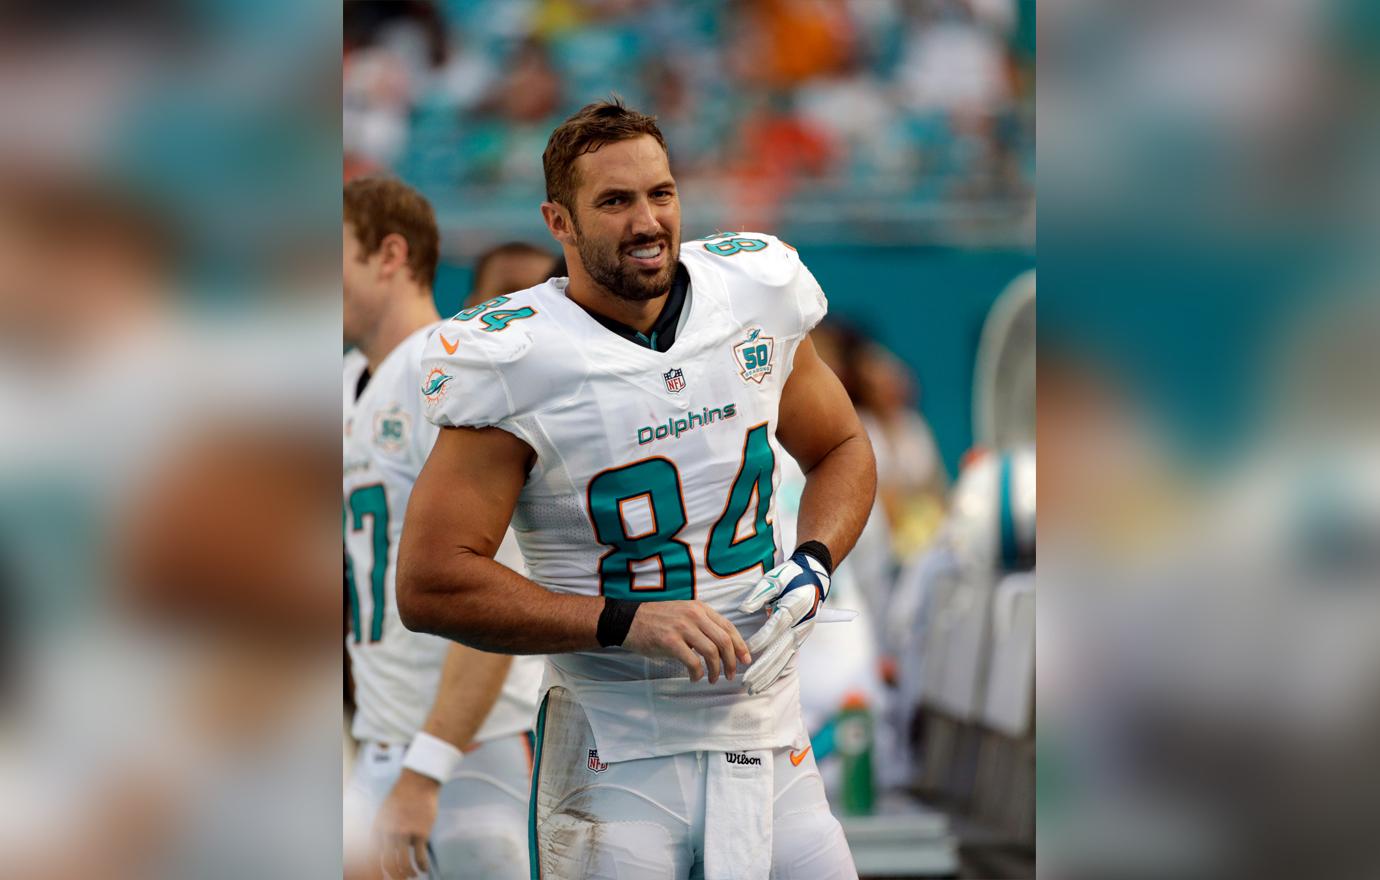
[397,425,603,653]
[776,336,878,565]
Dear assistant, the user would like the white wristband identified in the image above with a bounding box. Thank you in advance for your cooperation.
[402,732,464,783]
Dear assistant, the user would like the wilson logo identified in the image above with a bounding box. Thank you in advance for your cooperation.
[724,752,763,767]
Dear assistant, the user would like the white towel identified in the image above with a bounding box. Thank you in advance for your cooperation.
[703,748,774,880]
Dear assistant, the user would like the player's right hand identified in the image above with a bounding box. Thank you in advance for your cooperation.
[622,600,751,684]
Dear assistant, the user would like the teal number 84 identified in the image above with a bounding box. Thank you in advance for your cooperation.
[457,295,537,332]
[586,424,777,601]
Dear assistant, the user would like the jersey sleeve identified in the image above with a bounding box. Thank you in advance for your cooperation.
[407,397,440,468]
[417,319,537,433]
[688,232,828,339]
[792,257,828,337]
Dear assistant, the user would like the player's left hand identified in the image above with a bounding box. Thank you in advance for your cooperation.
[737,550,831,695]
[373,769,440,878]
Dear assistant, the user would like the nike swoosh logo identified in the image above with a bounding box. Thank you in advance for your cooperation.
[789,746,811,767]
[439,334,458,354]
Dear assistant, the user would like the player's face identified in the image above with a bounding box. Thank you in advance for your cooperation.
[568,135,680,302]
[470,251,554,304]
[342,223,384,346]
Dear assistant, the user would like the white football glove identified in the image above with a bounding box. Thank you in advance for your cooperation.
[737,550,831,695]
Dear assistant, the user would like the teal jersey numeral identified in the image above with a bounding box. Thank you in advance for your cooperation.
[702,233,767,257]
[588,458,695,601]
[458,296,509,321]
[482,307,537,332]
[706,424,776,576]
[458,296,537,332]
[345,542,360,641]
[585,425,779,599]
[345,484,389,642]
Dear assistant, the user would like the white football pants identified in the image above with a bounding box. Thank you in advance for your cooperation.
[345,733,532,879]
[530,687,858,879]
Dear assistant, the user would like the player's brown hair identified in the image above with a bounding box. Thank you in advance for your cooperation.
[542,98,669,211]
[343,176,439,288]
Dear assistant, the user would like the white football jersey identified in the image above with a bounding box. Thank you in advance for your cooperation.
[420,233,828,762]
[345,324,542,745]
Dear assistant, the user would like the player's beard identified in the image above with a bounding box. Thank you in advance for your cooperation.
[574,223,679,303]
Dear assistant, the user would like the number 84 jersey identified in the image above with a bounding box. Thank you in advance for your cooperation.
[420,233,828,763]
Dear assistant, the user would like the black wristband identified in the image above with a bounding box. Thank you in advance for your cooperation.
[597,597,641,648]
[794,540,834,576]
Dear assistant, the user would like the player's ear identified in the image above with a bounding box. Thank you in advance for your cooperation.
[541,201,576,246]
[377,232,410,279]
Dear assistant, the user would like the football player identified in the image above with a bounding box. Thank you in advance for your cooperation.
[398,101,876,879]
[343,177,542,879]
[465,241,557,308]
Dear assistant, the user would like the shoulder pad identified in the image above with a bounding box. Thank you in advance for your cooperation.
[682,231,827,336]
[419,324,530,431]
[418,288,556,429]
[684,231,798,284]
[430,304,537,367]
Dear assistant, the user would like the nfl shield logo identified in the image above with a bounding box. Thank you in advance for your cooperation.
[663,368,686,394]
[587,749,608,773]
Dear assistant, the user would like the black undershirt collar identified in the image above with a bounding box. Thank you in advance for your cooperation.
[575,263,689,353]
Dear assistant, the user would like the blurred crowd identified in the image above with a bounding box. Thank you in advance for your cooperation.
[344,0,1034,236]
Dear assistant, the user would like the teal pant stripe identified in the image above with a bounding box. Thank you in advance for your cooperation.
[528,692,550,880]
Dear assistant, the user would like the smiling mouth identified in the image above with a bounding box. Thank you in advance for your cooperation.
[624,242,667,267]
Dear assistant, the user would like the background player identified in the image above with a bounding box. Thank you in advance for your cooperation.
[399,101,877,878]
[343,177,542,879]
[464,241,557,307]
